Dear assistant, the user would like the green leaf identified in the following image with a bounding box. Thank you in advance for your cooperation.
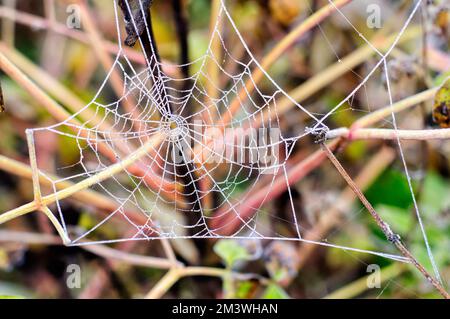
[365,170,413,209]
[235,281,254,299]
[261,284,289,299]
[375,204,412,235]
[213,240,250,268]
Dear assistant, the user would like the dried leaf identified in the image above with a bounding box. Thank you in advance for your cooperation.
[433,78,450,128]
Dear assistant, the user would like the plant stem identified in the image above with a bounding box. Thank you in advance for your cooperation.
[0,201,36,225]
[213,85,442,234]
[145,267,226,299]
[0,230,178,269]
[296,146,396,270]
[223,266,235,299]
[0,134,164,227]
[324,263,406,299]
[321,142,449,299]
[1,0,16,46]
[326,127,450,141]
[0,5,147,65]
[39,206,70,245]
[0,155,145,220]
[82,243,182,269]
[145,268,181,299]
[0,48,180,199]
[0,43,108,129]
[351,87,438,129]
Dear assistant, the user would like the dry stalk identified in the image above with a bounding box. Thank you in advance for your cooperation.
[320,143,449,299]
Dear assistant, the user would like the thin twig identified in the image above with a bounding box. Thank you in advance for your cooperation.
[198,0,222,212]
[320,142,449,299]
[1,0,16,46]
[0,43,107,129]
[351,87,438,129]
[0,133,163,226]
[119,0,171,114]
[213,85,442,233]
[82,244,182,269]
[0,4,181,76]
[145,268,180,299]
[160,237,178,266]
[0,155,146,221]
[296,146,396,270]
[0,230,59,245]
[145,266,269,299]
[0,48,180,200]
[0,230,178,270]
[26,129,71,245]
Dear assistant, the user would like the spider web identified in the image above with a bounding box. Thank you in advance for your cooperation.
[26,0,442,272]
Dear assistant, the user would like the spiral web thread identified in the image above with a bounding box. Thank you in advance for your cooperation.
[26,0,442,273]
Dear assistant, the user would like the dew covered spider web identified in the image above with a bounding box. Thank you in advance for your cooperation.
[26,0,443,275]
